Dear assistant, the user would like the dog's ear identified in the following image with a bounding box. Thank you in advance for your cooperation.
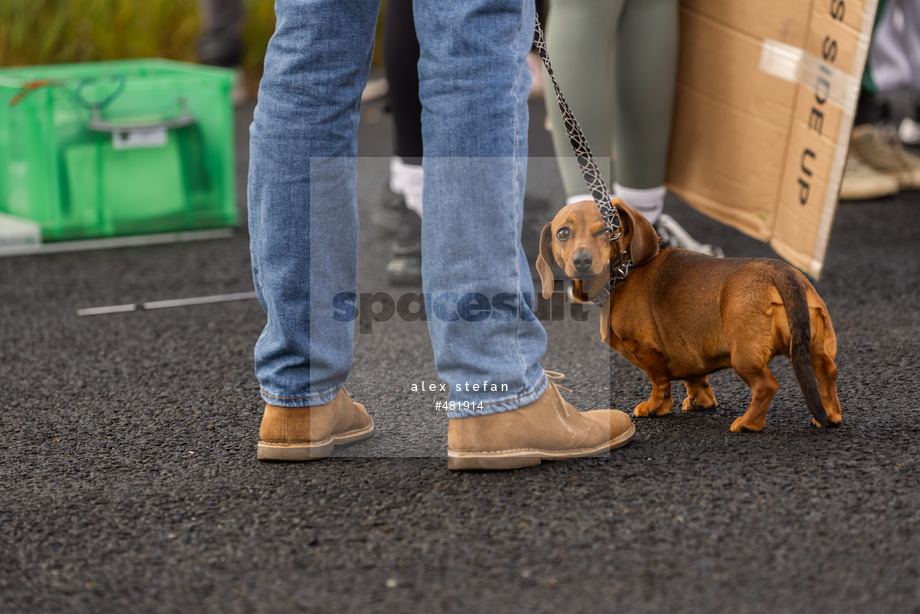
[536,222,556,299]
[614,199,659,266]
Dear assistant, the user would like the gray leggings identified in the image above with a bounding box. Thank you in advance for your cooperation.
[542,0,678,195]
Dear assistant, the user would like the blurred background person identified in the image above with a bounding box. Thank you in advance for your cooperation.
[840,0,920,200]
[197,0,248,104]
[541,0,722,255]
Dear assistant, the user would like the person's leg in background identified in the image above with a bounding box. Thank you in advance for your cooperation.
[197,0,244,68]
[381,0,425,286]
[197,0,248,103]
[415,0,634,470]
[542,0,721,255]
[248,0,380,460]
[891,0,920,147]
[542,0,616,202]
[868,0,920,150]
[841,0,920,200]
[613,0,674,232]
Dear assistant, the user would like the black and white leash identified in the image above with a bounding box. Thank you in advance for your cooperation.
[533,14,632,307]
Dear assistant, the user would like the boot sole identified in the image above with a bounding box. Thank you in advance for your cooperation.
[446,423,635,471]
[257,420,375,461]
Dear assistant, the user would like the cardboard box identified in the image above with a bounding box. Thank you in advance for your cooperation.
[666,0,878,278]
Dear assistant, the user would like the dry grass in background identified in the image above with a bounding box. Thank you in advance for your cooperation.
[0,0,278,91]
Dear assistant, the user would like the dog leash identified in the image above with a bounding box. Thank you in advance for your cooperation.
[533,15,632,307]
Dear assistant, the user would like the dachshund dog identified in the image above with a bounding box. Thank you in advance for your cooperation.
[536,199,842,432]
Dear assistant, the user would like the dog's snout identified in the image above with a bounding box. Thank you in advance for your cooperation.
[573,250,593,272]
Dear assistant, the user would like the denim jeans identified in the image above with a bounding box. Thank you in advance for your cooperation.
[248,0,548,418]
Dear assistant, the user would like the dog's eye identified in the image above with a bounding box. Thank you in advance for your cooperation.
[556,227,571,241]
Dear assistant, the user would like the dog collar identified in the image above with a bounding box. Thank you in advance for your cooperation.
[589,281,614,308]
[589,263,632,307]
[589,247,633,308]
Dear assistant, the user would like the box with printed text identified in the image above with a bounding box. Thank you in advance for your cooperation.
[666,0,878,277]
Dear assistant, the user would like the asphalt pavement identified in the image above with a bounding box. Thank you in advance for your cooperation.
[1,93,919,613]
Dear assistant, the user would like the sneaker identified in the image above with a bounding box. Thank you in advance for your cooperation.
[654,214,724,257]
[373,185,410,235]
[361,76,389,103]
[257,389,374,461]
[838,146,900,201]
[446,373,635,470]
[849,123,920,191]
[386,209,422,286]
[898,97,920,147]
[899,115,920,148]
[385,254,422,286]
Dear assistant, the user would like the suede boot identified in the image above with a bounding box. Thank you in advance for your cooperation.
[447,381,634,470]
[257,389,374,461]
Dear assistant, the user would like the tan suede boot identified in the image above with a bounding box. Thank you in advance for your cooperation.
[447,380,635,470]
[257,389,374,461]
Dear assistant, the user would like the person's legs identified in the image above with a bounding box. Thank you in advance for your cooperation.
[613,0,677,192]
[383,0,424,215]
[382,0,425,285]
[542,0,619,201]
[603,0,677,226]
[248,0,381,408]
[384,0,423,167]
[250,0,634,466]
[850,0,920,192]
[615,0,720,253]
[197,0,245,67]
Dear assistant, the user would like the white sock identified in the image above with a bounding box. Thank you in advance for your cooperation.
[388,157,405,194]
[565,193,594,205]
[389,156,424,217]
[613,184,666,225]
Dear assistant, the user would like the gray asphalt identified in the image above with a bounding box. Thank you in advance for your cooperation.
[1,94,919,614]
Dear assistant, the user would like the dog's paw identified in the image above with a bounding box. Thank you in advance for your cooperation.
[812,416,842,428]
[730,416,765,432]
[634,399,672,418]
[682,380,718,411]
[681,397,718,412]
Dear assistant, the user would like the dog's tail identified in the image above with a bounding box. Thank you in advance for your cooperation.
[775,266,828,427]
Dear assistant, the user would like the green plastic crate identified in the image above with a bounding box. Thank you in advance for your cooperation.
[0,59,238,241]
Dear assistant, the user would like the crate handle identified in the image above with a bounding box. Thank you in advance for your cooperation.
[87,97,197,133]
[74,74,196,133]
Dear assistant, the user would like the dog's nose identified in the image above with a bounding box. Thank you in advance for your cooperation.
[573,250,593,272]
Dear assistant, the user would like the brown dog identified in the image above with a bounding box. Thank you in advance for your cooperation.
[536,199,842,432]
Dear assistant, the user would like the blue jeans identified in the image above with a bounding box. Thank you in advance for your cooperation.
[248,0,548,418]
